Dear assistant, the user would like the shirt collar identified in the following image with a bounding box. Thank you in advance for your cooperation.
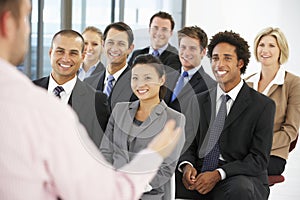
[217,79,244,102]
[246,66,285,91]
[104,63,128,83]
[48,74,77,96]
[180,65,201,79]
[149,43,168,55]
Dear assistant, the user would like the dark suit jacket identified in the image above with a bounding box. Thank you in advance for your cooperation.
[164,66,217,154]
[177,82,275,198]
[84,66,137,111]
[165,66,216,111]
[33,76,110,146]
[128,44,181,73]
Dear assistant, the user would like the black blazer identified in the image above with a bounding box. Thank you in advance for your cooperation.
[33,76,110,146]
[164,66,216,114]
[128,44,181,73]
[84,66,137,111]
[181,82,275,182]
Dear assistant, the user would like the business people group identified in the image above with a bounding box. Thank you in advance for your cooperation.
[2,0,298,198]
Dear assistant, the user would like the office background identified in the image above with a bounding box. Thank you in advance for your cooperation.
[22,0,300,81]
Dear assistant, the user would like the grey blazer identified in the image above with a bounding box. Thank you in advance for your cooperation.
[100,100,185,200]
[33,77,109,146]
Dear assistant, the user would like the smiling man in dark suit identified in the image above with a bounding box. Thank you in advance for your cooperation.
[33,30,109,146]
[164,26,216,114]
[177,31,276,199]
[84,22,137,111]
[128,11,181,73]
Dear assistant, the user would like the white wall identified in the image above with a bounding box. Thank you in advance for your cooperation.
[185,0,300,78]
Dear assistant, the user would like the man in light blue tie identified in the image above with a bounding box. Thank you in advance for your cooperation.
[165,26,216,113]
[85,22,138,111]
[164,26,217,199]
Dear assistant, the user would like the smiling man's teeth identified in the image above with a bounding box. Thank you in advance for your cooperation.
[217,70,226,75]
[60,64,71,68]
[86,52,93,56]
[110,52,120,57]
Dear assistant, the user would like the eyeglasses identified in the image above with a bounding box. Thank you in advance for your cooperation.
[150,26,171,34]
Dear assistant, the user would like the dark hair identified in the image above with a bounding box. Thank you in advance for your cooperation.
[178,26,208,50]
[51,29,85,53]
[132,54,166,99]
[207,30,250,74]
[103,22,134,47]
[0,0,21,25]
[149,11,175,31]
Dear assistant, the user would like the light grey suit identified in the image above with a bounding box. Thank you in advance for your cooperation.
[100,100,185,200]
[33,77,109,146]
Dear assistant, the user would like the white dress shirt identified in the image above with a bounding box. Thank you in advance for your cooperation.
[179,79,244,180]
[246,66,285,95]
[103,63,128,90]
[48,75,77,104]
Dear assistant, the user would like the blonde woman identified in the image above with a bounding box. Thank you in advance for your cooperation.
[78,26,105,80]
[246,27,300,175]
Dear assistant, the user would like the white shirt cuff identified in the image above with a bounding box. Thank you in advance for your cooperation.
[178,161,193,173]
[217,168,226,180]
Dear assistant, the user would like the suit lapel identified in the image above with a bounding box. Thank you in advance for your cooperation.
[204,88,216,126]
[110,66,131,100]
[37,76,50,89]
[96,71,105,91]
[128,101,167,141]
[224,83,251,130]
[176,67,204,99]
[267,84,279,96]
[71,79,86,111]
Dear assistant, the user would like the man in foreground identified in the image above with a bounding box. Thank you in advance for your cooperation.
[0,0,182,199]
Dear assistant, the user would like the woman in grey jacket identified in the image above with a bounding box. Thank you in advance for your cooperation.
[100,54,185,200]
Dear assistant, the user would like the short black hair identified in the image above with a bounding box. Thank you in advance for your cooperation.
[149,11,175,31]
[207,30,250,74]
[103,22,134,47]
[51,29,85,53]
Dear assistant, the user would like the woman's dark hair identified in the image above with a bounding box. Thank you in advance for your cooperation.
[132,54,166,99]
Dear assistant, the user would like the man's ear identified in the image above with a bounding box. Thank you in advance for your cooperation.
[0,11,13,38]
[128,44,135,54]
[48,48,53,57]
[238,59,244,69]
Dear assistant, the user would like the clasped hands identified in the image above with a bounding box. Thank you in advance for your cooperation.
[182,164,221,195]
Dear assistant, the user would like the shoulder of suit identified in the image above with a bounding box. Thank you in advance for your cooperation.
[166,44,178,53]
[115,101,132,109]
[132,47,149,54]
[244,72,257,81]
[285,71,300,84]
[33,76,48,83]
